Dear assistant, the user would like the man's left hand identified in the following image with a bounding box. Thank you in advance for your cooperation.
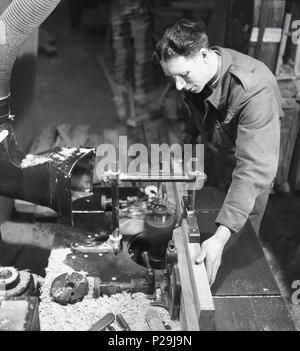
[195,225,231,286]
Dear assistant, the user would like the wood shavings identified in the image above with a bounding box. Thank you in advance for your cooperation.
[39,248,181,331]
[19,146,92,169]
[51,147,92,162]
[20,154,50,168]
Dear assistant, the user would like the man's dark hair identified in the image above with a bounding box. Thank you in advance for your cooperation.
[153,19,209,63]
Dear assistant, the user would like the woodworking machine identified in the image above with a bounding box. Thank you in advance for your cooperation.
[49,163,206,319]
[0,105,206,320]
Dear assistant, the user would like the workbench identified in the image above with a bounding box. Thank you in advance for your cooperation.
[0,187,296,331]
[193,187,295,331]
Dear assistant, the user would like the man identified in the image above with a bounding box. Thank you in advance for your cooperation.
[153,19,283,286]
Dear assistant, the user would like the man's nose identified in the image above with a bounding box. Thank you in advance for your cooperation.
[175,77,186,91]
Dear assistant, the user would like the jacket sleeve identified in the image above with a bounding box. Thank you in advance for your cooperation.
[215,85,281,233]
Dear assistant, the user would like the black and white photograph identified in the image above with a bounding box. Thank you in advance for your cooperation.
[0,0,300,336]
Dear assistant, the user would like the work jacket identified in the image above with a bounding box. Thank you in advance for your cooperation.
[183,47,283,233]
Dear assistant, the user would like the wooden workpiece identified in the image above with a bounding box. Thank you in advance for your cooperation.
[168,183,296,331]
[167,181,215,331]
[173,224,214,331]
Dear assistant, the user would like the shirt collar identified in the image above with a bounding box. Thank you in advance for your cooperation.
[207,50,222,88]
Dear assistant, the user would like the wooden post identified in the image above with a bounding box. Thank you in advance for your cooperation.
[275,13,292,76]
[249,0,286,73]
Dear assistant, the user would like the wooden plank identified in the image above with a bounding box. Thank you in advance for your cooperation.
[168,181,215,330]
[173,227,200,331]
[214,296,296,331]
[180,221,215,330]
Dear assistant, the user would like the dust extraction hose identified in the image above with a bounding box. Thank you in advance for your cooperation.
[0,0,61,117]
[0,0,96,225]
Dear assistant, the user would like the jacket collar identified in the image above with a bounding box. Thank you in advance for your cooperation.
[206,46,233,113]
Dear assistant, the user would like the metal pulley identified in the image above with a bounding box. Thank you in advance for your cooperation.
[50,272,89,305]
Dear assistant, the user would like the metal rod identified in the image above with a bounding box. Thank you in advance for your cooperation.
[111,164,119,238]
[119,174,196,182]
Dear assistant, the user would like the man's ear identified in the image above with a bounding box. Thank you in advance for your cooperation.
[199,48,209,61]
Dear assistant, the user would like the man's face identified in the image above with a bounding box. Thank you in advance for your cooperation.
[160,49,212,94]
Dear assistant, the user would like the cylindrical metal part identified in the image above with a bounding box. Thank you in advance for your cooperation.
[144,204,175,269]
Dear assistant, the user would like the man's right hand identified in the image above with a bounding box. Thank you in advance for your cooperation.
[195,225,231,286]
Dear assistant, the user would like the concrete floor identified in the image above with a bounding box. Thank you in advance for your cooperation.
[1,2,300,330]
